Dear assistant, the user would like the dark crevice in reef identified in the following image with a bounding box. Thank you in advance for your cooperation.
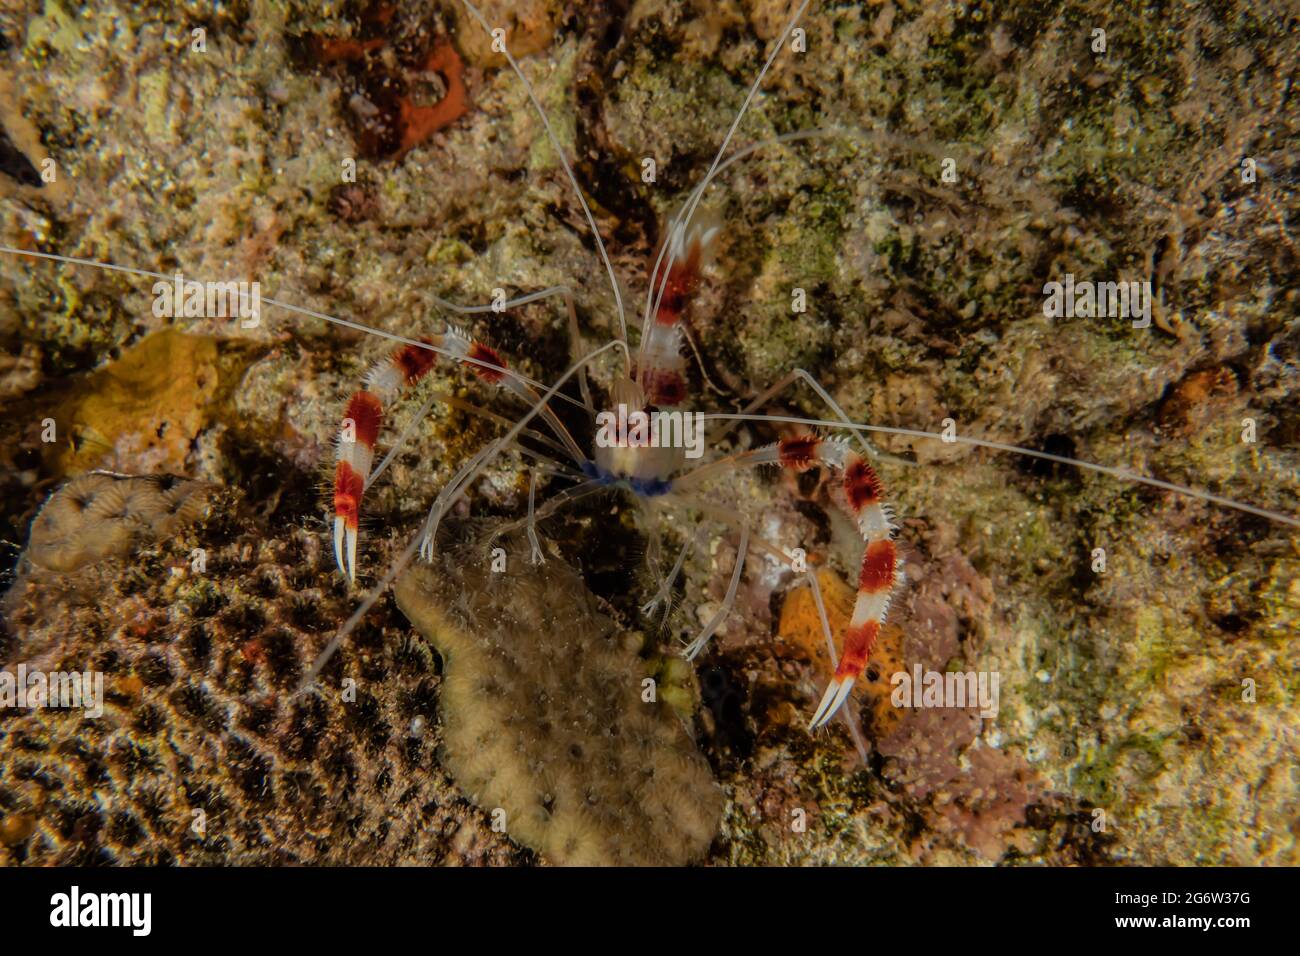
[0,125,40,187]
[1022,801,1119,865]
[0,614,16,666]
[559,501,647,625]
[572,0,659,252]
[214,429,319,525]
[697,661,755,765]
[1014,432,1082,484]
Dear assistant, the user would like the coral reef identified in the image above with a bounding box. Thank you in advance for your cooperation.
[1,488,528,866]
[0,0,1294,866]
[23,471,213,574]
[41,328,259,479]
[396,526,723,865]
[288,1,469,160]
[3,471,215,668]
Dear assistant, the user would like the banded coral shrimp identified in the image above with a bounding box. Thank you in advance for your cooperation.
[295,0,1299,771]
[1,0,1297,862]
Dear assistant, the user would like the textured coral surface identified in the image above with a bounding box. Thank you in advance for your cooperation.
[397,527,723,865]
[3,491,531,865]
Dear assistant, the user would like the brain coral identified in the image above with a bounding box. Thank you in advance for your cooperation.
[23,471,213,574]
[0,482,526,866]
[395,525,724,866]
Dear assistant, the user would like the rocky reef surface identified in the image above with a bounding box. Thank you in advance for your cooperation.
[0,1,1296,865]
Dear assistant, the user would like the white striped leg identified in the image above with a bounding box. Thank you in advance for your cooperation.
[706,366,912,468]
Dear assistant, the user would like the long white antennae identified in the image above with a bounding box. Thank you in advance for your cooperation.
[0,244,588,411]
[642,0,812,345]
[422,284,573,314]
[456,0,629,351]
[677,0,813,249]
[702,412,1300,529]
